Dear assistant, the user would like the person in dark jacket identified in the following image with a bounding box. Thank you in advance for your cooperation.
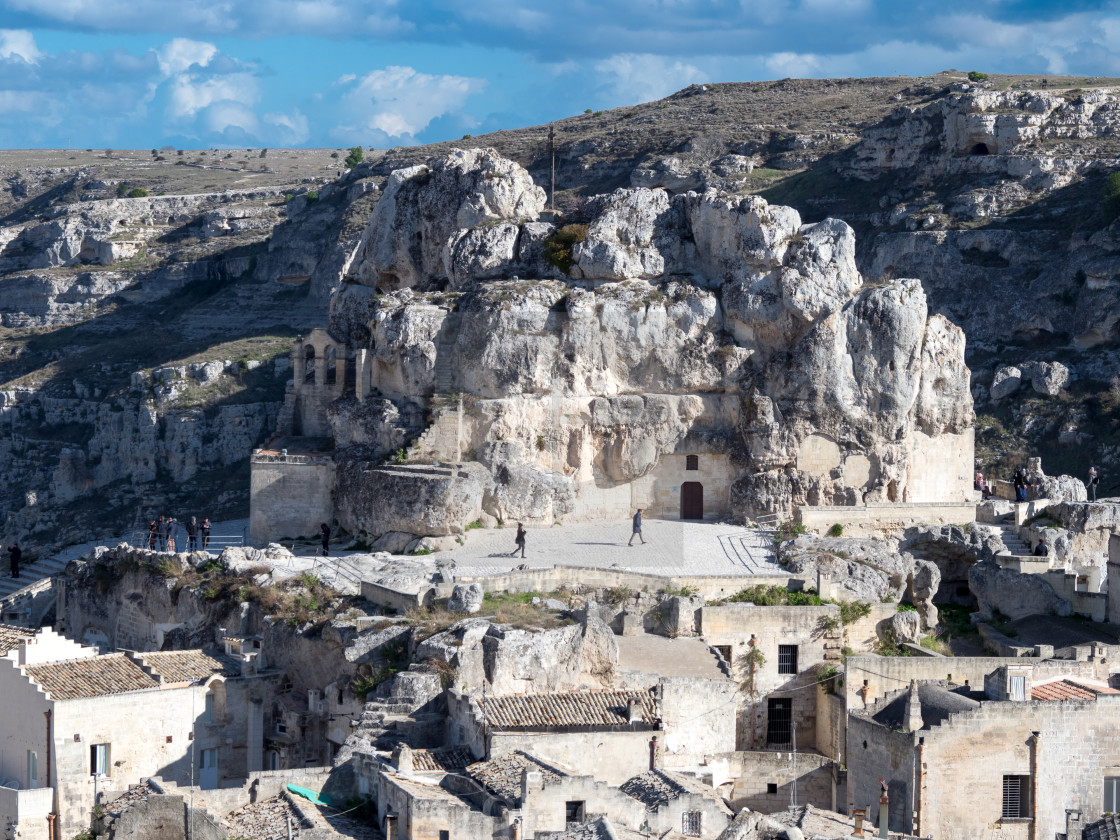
[628,509,646,546]
[8,542,21,579]
[201,518,211,550]
[148,520,158,550]
[509,523,526,558]
[167,517,179,552]
[320,523,331,557]
[156,516,169,551]
[186,517,199,551]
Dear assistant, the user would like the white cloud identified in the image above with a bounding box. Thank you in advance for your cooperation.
[156,37,217,76]
[334,65,486,142]
[265,109,310,144]
[594,53,707,105]
[166,73,257,121]
[763,51,823,78]
[0,29,41,63]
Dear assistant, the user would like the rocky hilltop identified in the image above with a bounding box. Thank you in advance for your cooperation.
[3,71,1120,552]
[283,147,972,542]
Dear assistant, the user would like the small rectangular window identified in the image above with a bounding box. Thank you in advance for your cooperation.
[439,832,450,840]
[204,693,214,723]
[1002,775,1029,818]
[1105,777,1120,814]
[686,455,699,471]
[1009,675,1026,701]
[201,748,218,770]
[90,744,110,777]
[565,801,585,824]
[778,645,798,674]
[27,751,37,786]
[767,698,792,745]
[767,782,778,794]
[714,645,732,663]
[682,811,702,836]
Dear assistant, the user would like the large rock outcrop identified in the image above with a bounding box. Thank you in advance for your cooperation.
[321,148,973,538]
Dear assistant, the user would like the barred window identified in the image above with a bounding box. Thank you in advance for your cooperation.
[778,644,798,674]
[686,455,699,471]
[1002,775,1030,819]
[1105,777,1120,814]
[682,811,702,837]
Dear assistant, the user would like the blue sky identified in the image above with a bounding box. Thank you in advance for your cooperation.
[1,0,1119,149]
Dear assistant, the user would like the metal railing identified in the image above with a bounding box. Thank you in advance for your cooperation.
[126,532,245,553]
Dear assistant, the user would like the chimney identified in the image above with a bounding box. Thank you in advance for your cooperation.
[627,699,642,724]
[240,652,257,677]
[649,735,660,771]
[521,770,542,804]
[1067,810,1084,840]
[393,744,413,777]
[904,680,923,733]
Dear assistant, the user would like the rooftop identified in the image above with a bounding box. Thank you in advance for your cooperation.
[25,653,159,700]
[620,770,728,811]
[0,623,30,656]
[479,689,658,730]
[411,746,475,773]
[1031,679,1120,701]
[869,682,981,731]
[137,650,240,684]
[467,751,568,805]
[1085,813,1120,840]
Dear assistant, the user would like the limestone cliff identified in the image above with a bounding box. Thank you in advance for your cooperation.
[296,148,974,540]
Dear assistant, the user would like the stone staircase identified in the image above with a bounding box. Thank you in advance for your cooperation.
[0,553,69,601]
[433,309,461,394]
[405,405,461,463]
[996,522,1032,557]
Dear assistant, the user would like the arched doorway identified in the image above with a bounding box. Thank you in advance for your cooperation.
[681,482,704,520]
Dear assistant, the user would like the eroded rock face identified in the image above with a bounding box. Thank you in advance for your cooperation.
[969,560,1072,620]
[324,148,972,537]
[351,148,546,291]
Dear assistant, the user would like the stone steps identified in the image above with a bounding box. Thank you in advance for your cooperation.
[997,523,1033,557]
[0,554,69,600]
[432,310,461,394]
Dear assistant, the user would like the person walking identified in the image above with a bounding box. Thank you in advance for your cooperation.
[156,516,169,551]
[201,517,211,550]
[320,523,331,557]
[509,523,526,558]
[1013,468,1027,503]
[186,517,199,551]
[147,520,158,550]
[7,542,20,579]
[628,509,646,546]
[1089,466,1100,502]
[167,517,179,552]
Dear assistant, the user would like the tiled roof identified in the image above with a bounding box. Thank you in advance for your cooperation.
[412,747,474,773]
[479,689,658,730]
[1085,813,1120,840]
[0,623,31,656]
[387,774,466,803]
[25,654,159,699]
[467,751,567,805]
[139,650,239,684]
[621,770,730,812]
[1031,679,1120,701]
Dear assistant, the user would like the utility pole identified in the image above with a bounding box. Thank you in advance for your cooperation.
[791,721,798,808]
[548,124,556,211]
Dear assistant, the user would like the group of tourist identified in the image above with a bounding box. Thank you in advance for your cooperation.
[975,464,1104,503]
[147,515,212,553]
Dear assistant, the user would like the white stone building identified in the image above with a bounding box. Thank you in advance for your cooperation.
[0,628,274,840]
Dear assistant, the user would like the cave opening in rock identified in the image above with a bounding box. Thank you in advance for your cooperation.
[970,142,991,156]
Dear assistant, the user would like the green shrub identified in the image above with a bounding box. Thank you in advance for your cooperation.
[1103,170,1120,223]
[127,188,148,198]
[839,601,871,625]
[816,664,842,693]
[544,224,589,274]
[967,71,989,82]
[116,183,129,197]
[465,519,482,531]
[462,134,473,140]
[344,146,364,168]
[306,190,318,201]
[827,523,843,538]
[897,601,917,613]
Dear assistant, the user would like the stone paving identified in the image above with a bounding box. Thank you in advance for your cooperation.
[429,519,780,578]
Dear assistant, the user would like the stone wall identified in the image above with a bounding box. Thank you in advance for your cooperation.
[1110,534,1120,625]
[249,455,335,542]
[489,730,658,786]
[629,453,737,521]
[522,773,647,837]
[700,604,841,751]
[659,676,738,761]
[907,429,974,503]
[797,501,978,536]
[843,655,1022,712]
[723,750,837,813]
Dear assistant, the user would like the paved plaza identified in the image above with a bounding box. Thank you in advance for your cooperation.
[429,519,780,577]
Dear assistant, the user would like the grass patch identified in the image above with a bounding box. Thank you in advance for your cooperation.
[544,224,588,274]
